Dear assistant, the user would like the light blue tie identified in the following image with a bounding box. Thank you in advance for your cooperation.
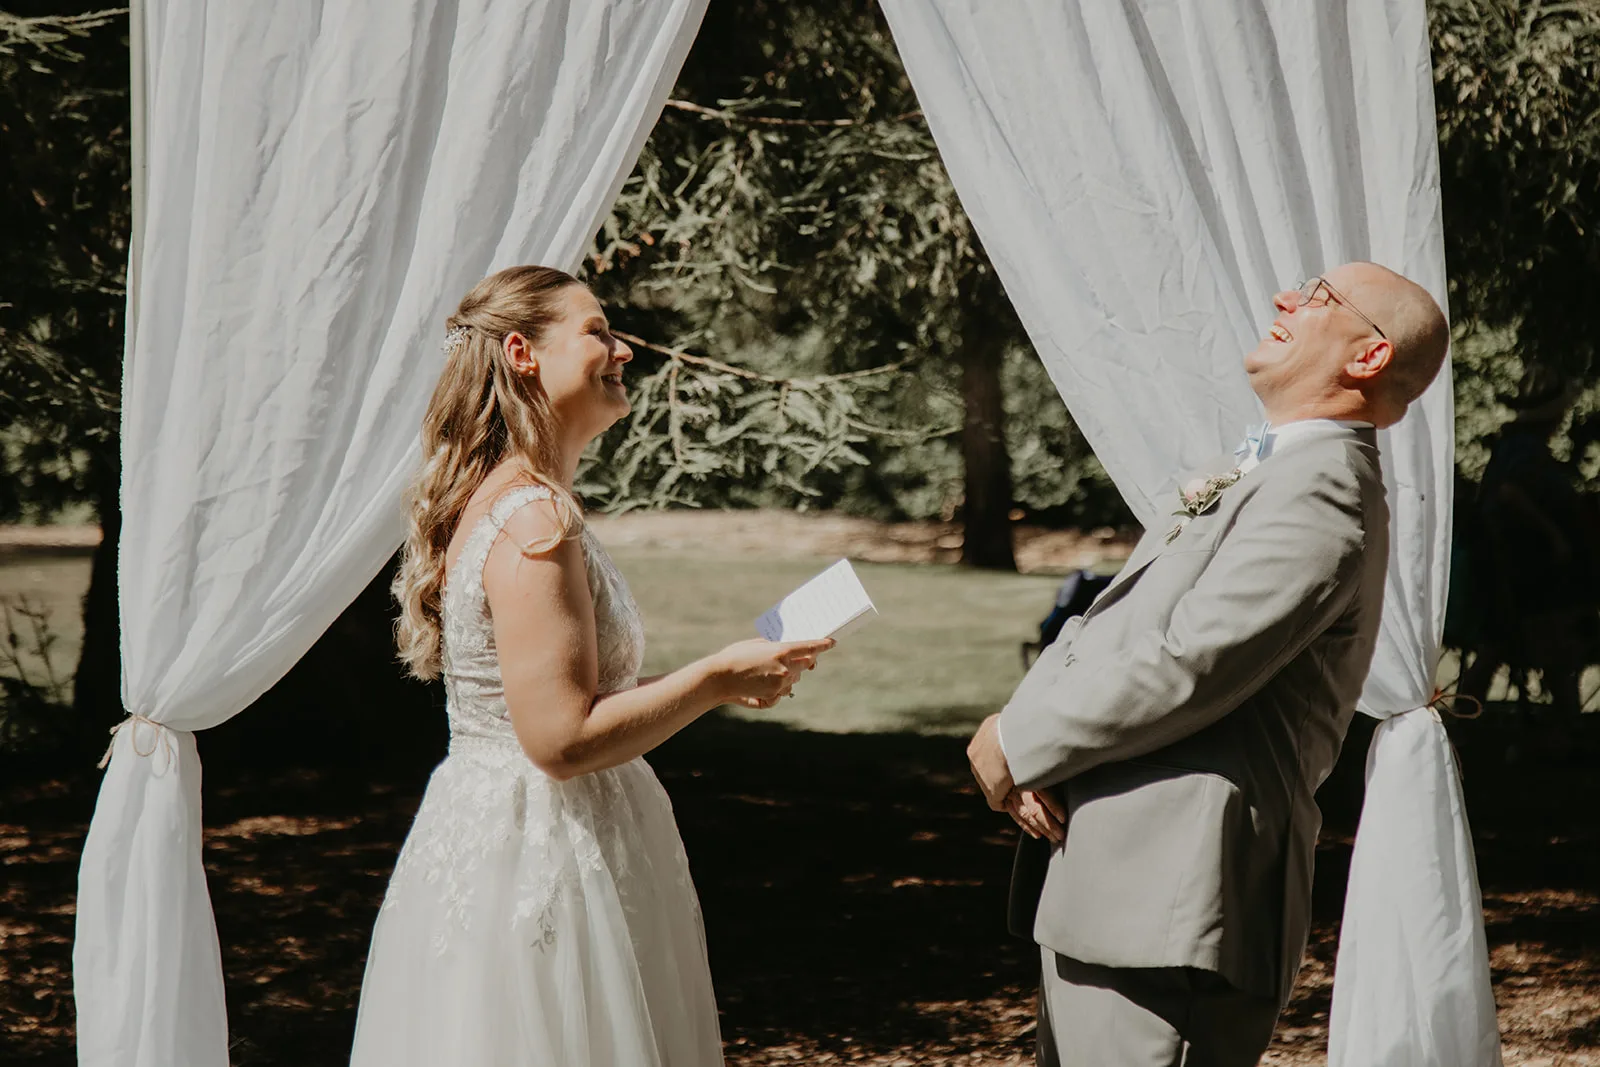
[1235,421,1270,463]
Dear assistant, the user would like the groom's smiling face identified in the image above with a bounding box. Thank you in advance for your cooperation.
[1244,263,1387,414]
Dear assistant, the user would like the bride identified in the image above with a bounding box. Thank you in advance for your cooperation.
[349,265,832,1066]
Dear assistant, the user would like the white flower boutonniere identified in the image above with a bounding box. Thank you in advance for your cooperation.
[1166,469,1244,544]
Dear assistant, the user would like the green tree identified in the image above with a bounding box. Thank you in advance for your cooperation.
[1432,0,1600,483]
[583,1,1125,570]
[0,5,129,741]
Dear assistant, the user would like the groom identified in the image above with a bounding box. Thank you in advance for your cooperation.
[968,263,1449,1066]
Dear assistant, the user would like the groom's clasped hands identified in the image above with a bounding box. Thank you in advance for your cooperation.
[967,713,1065,843]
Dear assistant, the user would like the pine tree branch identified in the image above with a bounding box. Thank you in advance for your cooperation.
[612,330,911,385]
[663,98,922,128]
[0,9,127,54]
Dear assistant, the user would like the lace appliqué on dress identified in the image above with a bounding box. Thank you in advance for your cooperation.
[380,486,680,954]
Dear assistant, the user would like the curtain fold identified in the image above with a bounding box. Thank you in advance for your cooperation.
[73,2,709,1063]
[878,2,1500,1063]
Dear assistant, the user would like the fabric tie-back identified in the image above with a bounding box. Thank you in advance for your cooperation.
[72,2,709,1064]
[878,1,1501,1064]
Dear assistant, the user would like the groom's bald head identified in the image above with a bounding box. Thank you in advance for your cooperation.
[1245,262,1448,428]
[1342,262,1450,411]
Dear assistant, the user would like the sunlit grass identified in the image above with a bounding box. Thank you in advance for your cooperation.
[1,540,1594,729]
[612,549,1065,735]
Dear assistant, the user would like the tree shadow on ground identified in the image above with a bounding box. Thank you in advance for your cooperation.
[3,704,1599,1065]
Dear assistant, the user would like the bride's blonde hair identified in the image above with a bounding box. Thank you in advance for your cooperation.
[393,265,585,680]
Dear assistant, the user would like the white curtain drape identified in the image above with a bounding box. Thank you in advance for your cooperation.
[879,2,1501,1064]
[73,2,708,1064]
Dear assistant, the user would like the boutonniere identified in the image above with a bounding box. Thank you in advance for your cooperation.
[1166,469,1243,544]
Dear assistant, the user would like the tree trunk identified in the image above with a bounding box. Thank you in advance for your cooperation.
[74,446,123,746]
[957,269,1017,571]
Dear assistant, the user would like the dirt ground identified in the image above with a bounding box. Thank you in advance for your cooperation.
[1,513,1597,1065]
[4,714,1598,1066]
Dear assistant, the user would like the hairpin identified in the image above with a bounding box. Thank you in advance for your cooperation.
[442,325,469,354]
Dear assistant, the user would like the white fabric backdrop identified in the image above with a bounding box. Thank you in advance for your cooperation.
[73,2,709,1064]
[878,1,1501,1063]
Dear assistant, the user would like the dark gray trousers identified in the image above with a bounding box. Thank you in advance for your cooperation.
[1036,949,1282,1067]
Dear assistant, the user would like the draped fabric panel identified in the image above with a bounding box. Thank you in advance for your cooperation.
[73,3,709,1063]
[878,2,1501,1063]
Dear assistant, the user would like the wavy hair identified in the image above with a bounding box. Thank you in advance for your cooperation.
[393,265,586,680]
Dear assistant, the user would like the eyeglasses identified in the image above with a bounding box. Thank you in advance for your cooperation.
[1294,277,1387,340]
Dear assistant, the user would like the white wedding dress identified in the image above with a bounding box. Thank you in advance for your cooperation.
[350,486,724,1066]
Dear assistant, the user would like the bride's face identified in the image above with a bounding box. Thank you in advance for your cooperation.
[509,285,633,440]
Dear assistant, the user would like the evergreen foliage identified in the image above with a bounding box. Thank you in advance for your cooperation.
[1433,0,1600,480]
[579,2,1120,533]
[0,5,126,523]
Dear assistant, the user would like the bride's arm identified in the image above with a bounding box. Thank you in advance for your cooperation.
[484,503,828,780]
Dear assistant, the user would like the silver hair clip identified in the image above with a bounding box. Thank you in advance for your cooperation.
[442,325,469,354]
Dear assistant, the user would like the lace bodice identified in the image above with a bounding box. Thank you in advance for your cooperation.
[441,485,646,748]
[376,486,699,969]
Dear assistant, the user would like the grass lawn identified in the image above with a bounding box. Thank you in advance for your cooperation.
[0,543,1071,735]
[0,547,94,700]
[616,549,1065,735]
[1,540,1595,721]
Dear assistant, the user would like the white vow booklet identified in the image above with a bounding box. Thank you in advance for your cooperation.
[755,559,878,642]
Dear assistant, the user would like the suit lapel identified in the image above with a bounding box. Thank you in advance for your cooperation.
[1082,424,1372,623]
[1082,449,1242,621]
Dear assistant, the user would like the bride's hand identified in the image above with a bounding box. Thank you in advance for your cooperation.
[710,638,834,709]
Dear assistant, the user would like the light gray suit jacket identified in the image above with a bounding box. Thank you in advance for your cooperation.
[1000,424,1387,1002]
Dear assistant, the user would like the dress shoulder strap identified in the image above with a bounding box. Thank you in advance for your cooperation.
[484,484,554,535]
[483,484,575,556]
[444,485,562,605]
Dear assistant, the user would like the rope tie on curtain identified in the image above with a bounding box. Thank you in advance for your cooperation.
[97,713,178,773]
[1390,687,1482,783]
[1404,686,1484,722]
